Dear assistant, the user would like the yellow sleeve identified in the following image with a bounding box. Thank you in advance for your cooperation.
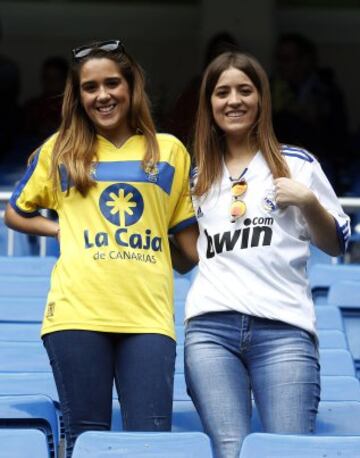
[10,139,57,215]
[168,140,196,233]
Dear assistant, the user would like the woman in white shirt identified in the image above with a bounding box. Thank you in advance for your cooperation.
[184,51,350,458]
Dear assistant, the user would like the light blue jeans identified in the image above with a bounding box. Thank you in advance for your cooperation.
[184,311,320,458]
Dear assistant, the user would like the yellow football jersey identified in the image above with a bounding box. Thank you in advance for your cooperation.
[10,133,196,339]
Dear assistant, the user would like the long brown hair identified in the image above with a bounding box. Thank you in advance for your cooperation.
[193,51,290,197]
[47,42,159,196]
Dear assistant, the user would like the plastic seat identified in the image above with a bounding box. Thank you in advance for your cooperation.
[309,264,360,304]
[174,277,191,302]
[327,280,360,308]
[0,275,50,297]
[0,322,42,341]
[175,300,185,325]
[0,341,51,372]
[316,306,344,331]
[0,297,45,322]
[319,348,356,376]
[175,325,185,344]
[0,372,59,402]
[0,256,56,276]
[0,428,50,458]
[317,330,348,349]
[239,433,360,458]
[72,431,213,457]
[327,280,360,376]
[321,376,360,402]
[0,394,60,457]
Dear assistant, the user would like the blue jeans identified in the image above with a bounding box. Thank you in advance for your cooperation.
[43,331,175,458]
[184,312,320,458]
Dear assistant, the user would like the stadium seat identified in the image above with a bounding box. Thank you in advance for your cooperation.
[317,330,348,349]
[321,376,360,402]
[0,394,60,457]
[316,306,344,331]
[327,280,360,307]
[0,373,59,403]
[174,277,191,302]
[309,264,360,304]
[0,275,49,297]
[327,280,360,377]
[0,428,50,458]
[0,322,42,341]
[0,297,44,322]
[72,431,213,458]
[239,433,360,458]
[0,341,51,372]
[0,256,56,276]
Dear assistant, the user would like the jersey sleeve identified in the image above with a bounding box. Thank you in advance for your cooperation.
[168,141,197,233]
[9,139,57,216]
[309,159,351,253]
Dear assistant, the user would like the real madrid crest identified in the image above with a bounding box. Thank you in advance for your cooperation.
[262,189,278,213]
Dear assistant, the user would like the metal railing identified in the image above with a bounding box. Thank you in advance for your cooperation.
[1,190,360,257]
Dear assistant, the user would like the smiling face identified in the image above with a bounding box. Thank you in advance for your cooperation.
[79,57,132,140]
[210,66,259,140]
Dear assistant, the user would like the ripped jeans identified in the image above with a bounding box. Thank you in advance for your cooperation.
[43,330,175,458]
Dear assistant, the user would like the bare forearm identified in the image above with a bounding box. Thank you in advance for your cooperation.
[4,204,59,238]
[300,195,341,256]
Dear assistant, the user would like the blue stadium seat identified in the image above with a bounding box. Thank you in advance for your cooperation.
[0,372,59,402]
[72,431,213,458]
[309,264,360,304]
[0,297,44,322]
[175,325,185,344]
[239,433,360,458]
[327,280,360,377]
[0,341,51,372]
[0,394,60,458]
[321,376,360,402]
[174,278,191,302]
[0,322,42,341]
[0,428,50,458]
[327,280,360,307]
[175,299,185,325]
[316,306,344,331]
[317,330,348,349]
[0,256,56,276]
[0,275,49,297]
[308,244,337,268]
[319,349,356,376]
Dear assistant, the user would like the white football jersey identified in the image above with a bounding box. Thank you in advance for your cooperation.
[185,146,350,335]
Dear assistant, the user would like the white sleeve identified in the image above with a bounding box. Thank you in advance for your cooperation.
[309,159,351,253]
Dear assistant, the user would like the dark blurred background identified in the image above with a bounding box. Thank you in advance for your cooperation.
[0,0,359,198]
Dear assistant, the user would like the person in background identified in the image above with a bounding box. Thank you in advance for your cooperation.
[271,33,349,193]
[165,31,239,148]
[5,39,198,457]
[22,56,69,149]
[183,51,350,458]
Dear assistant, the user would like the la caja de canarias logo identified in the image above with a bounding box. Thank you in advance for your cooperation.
[84,183,162,262]
[99,183,144,226]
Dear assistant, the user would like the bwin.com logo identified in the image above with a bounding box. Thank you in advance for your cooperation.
[99,183,144,226]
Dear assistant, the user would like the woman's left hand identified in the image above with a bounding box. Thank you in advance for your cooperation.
[274,177,315,210]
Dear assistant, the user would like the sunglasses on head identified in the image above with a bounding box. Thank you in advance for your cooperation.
[230,178,247,222]
[72,39,125,61]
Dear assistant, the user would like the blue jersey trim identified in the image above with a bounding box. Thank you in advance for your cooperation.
[60,161,175,195]
[169,216,197,234]
[9,148,41,216]
[281,145,314,163]
[334,218,348,254]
